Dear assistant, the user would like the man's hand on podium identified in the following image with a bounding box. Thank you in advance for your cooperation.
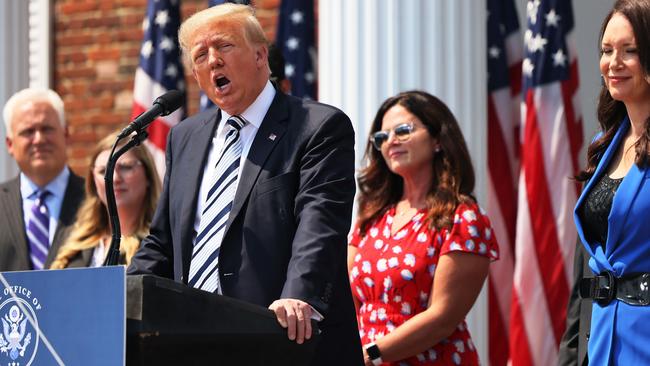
[269,298,313,344]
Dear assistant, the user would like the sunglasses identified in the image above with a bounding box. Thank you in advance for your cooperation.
[370,122,415,150]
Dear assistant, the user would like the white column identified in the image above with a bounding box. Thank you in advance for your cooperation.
[28,0,52,89]
[0,1,30,181]
[0,0,51,182]
[319,0,488,361]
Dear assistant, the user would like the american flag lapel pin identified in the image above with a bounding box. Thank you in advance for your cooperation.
[268,133,277,141]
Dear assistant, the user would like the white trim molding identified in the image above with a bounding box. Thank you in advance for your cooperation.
[0,0,51,182]
[29,0,52,88]
[0,1,30,180]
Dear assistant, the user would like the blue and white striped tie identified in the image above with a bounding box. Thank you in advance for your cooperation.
[189,115,246,292]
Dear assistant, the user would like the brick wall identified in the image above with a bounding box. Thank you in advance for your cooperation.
[54,0,283,173]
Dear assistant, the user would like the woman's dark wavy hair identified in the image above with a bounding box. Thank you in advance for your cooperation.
[357,90,475,234]
[577,0,650,181]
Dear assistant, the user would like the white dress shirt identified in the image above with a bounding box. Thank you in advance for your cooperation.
[192,80,276,236]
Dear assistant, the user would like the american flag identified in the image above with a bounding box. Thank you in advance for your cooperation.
[486,0,522,365]
[131,0,186,177]
[201,0,251,111]
[276,0,316,99]
[510,0,583,365]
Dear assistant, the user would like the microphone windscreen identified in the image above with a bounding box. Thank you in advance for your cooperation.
[155,90,184,116]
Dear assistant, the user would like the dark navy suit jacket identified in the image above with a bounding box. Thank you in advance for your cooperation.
[128,91,363,365]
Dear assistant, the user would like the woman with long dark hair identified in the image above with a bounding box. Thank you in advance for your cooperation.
[574,0,650,363]
[348,90,499,365]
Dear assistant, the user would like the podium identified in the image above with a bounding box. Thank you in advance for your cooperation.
[0,267,126,365]
[0,269,315,365]
[126,275,320,365]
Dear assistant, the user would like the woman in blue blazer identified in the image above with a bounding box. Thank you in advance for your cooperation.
[573,0,650,364]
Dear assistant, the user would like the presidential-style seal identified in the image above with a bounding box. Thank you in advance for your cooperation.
[0,287,40,366]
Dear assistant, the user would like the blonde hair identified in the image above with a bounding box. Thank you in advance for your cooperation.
[50,132,161,269]
[178,3,268,68]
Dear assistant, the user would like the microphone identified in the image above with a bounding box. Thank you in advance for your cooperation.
[118,90,184,138]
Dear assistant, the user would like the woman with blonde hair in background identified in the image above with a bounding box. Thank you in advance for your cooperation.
[51,131,160,268]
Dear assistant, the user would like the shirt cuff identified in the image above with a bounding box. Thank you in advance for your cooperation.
[310,305,324,321]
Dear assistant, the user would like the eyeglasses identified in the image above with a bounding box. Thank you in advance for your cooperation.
[369,122,415,150]
[93,160,142,177]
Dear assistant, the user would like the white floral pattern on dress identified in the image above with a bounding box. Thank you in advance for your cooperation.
[468,225,479,238]
[377,258,388,272]
[348,202,498,365]
[465,239,476,251]
[370,227,379,237]
[362,261,372,274]
[404,254,416,267]
[395,229,408,240]
[462,209,477,222]
[401,269,414,281]
[383,276,392,290]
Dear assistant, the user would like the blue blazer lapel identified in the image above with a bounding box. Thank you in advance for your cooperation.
[574,118,629,260]
[606,151,649,258]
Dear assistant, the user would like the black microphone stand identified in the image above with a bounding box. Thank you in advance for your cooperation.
[103,129,149,266]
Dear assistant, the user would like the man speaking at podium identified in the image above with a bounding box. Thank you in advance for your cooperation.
[128,3,363,365]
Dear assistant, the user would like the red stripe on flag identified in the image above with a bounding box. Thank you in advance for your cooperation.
[509,62,523,96]
[509,290,534,366]
[509,62,523,161]
[488,60,521,366]
[521,90,570,343]
[561,60,584,195]
[488,90,518,366]
[488,96,518,252]
[489,280,510,366]
[147,119,171,152]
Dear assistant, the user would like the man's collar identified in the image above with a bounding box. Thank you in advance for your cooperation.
[221,81,276,128]
[20,166,70,199]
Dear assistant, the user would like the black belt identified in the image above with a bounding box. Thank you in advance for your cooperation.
[579,272,650,306]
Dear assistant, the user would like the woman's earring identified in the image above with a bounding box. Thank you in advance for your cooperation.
[434,146,441,153]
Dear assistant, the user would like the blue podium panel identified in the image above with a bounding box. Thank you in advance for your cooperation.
[0,266,125,366]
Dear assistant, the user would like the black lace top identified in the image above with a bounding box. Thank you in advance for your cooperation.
[579,174,624,247]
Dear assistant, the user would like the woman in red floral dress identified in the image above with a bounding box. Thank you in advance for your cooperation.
[348,91,499,365]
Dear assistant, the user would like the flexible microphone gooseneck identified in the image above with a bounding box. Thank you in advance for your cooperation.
[103,90,184,266]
